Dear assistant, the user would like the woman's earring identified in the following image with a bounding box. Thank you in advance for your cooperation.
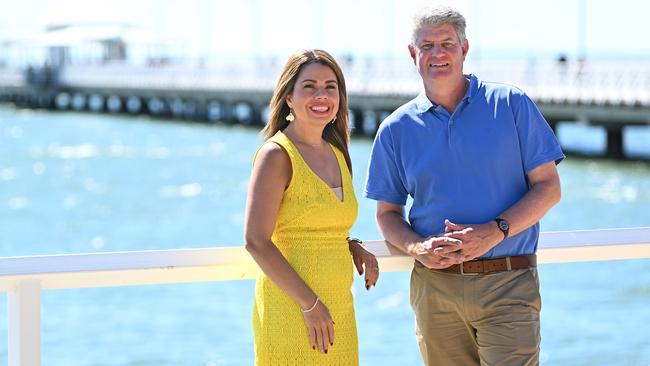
[286,109,295,122]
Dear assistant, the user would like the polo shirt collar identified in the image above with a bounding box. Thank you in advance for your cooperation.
[414,92,435,113]
[414,74,480,114]
[465,74,479,104]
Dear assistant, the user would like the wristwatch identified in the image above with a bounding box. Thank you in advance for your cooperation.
[494,218,510,239]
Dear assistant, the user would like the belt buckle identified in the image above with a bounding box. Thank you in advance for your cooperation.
[459,262,479,276]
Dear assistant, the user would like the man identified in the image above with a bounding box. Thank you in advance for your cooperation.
[363,5,564,366]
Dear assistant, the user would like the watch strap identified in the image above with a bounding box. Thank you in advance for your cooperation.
[494,218,509,239]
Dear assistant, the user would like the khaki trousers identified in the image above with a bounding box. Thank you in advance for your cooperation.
[410,261,541,366]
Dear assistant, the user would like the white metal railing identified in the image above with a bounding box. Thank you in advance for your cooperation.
[2,227,650,366]
[55,61,650,105]
[2,60,650,105]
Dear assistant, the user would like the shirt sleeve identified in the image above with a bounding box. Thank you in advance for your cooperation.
[514,93,566,173]
[363,123,409,205]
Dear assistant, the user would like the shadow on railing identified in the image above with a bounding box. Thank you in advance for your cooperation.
[1,227,650,366]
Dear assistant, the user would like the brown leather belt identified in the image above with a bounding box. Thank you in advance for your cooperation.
[437,254,537,275]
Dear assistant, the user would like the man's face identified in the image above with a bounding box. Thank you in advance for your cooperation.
[408,23,468,85]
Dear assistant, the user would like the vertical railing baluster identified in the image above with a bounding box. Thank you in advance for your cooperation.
[8,279,41,366]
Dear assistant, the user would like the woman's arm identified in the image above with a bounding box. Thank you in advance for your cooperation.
[244,142,334,354]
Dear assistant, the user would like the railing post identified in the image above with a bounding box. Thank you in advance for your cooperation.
[8,279,41,366]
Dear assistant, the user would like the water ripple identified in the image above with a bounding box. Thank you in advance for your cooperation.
[595,177,639,203]
[376,292,404,310]
[159,183,202,198]
[8,197,27,209]
[47,143,98,159]
[32,162,46,175]
[1,168,16,180]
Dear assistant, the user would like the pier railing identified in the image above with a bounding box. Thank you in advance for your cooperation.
[2,59,650,105]
[2,60,650,160]
[1,227,650,366]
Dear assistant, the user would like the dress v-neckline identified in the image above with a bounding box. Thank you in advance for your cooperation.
[280,132,345,203]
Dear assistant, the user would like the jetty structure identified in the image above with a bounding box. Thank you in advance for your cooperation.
[2,56,650,160]
[1,0,650,159]
[1,8,649,160]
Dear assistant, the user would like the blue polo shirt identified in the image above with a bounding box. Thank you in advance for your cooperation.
[363,74,564,258]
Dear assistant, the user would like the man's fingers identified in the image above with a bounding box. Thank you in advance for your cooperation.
[432,238,462,252]
[433,245,460,255]
[443,230,473,241]
[430,235,462,246]
[443,220,474,239]
[434,246,464,264]
[444,219,462,230]
[438,253,463,267]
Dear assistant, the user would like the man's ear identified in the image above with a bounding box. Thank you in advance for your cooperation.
[408,44,417,64]
[462,39,469,59]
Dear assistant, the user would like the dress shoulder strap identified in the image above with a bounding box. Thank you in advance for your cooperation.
[252,131,298,167]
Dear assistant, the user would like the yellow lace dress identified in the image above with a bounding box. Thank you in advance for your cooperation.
[252,131,359,365]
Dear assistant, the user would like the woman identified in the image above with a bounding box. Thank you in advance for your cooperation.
[244,49,379,365]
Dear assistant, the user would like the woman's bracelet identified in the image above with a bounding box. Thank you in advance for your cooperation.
[301,297,319,313]
[346,237,363,246]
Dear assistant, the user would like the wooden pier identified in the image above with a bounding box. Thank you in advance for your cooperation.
[1,59,649,159]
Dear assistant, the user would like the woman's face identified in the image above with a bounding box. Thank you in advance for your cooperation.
[287,63,339,127]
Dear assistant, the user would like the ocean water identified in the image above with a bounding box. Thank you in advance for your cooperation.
[0,107,649,365]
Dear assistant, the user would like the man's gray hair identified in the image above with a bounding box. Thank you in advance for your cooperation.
[411,5,467,45]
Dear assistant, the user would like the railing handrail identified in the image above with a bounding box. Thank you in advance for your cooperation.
[2,227,649,292]
[2,227,650,366]
[2,60,650,104]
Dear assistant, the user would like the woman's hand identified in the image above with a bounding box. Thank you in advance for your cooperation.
[348,237,379,290]
[301,297,334,354]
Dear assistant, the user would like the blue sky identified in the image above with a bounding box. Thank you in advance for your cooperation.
[1,0,649,63]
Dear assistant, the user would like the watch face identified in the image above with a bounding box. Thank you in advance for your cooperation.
[499,221,509,231]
